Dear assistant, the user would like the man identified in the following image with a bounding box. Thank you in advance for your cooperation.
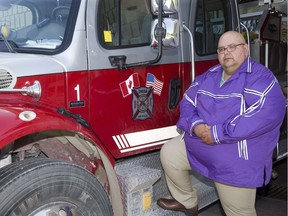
[157,31,286,216]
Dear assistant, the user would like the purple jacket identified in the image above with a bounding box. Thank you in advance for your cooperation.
[177,57,286,188]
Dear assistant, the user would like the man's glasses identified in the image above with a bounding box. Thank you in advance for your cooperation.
[217,43,244,54]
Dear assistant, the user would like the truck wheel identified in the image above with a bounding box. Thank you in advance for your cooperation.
[0,158,113,216]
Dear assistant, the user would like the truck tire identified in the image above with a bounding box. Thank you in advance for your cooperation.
[0,158,113,216]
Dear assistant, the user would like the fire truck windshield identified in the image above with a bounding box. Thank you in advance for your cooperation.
[0,0,75,52]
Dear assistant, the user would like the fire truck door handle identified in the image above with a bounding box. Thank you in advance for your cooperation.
[168,78,181,109]
[109,55,127,70]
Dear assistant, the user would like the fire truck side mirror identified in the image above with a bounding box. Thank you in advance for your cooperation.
[151,18,180,49]
[151,0,178,16]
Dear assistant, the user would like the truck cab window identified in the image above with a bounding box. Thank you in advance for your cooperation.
[0,0,75,52]
[195,0,227,55]
[98,0,152,49]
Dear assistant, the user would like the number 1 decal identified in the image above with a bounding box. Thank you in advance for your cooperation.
[70,84,85,108]
[74,84,80,101]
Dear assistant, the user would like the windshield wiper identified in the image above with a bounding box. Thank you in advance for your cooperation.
[0,32,16,53]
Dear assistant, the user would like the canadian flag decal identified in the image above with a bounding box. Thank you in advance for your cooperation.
[119,73,140,97]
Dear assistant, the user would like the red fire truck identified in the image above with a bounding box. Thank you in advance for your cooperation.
[0,0,285,215]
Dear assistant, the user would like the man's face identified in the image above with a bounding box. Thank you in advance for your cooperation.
[217,33,249,75]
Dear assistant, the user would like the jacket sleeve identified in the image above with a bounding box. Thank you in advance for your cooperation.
[176,75,206,136]
[211,73,286,144]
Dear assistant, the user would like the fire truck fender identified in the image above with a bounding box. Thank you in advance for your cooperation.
[0,105,83,148]
[0,105,124,215]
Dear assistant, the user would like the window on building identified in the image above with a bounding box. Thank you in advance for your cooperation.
[194,0,228,55]
[0,5,32,31]
[98,0,152,49]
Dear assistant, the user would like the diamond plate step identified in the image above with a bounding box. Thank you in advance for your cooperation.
[115,151,218,216]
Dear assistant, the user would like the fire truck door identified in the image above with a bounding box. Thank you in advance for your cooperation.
[86,0,185,158]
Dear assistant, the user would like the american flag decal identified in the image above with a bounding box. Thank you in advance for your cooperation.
[146,73,164,96]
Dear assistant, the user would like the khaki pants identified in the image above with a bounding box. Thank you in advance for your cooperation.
[160,135,257,216]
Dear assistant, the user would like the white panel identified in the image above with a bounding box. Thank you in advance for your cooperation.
[123,125,178,147]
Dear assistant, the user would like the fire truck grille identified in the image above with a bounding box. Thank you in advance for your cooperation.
[0,70,13,89]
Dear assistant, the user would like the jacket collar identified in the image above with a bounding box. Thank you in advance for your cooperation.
[208,56,252,75]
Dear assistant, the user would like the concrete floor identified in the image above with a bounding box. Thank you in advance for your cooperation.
[198,197,287,216]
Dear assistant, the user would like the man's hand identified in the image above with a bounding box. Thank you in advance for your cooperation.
[193,124,214,145]
[193,124,207,137]
[201,129,213,145]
